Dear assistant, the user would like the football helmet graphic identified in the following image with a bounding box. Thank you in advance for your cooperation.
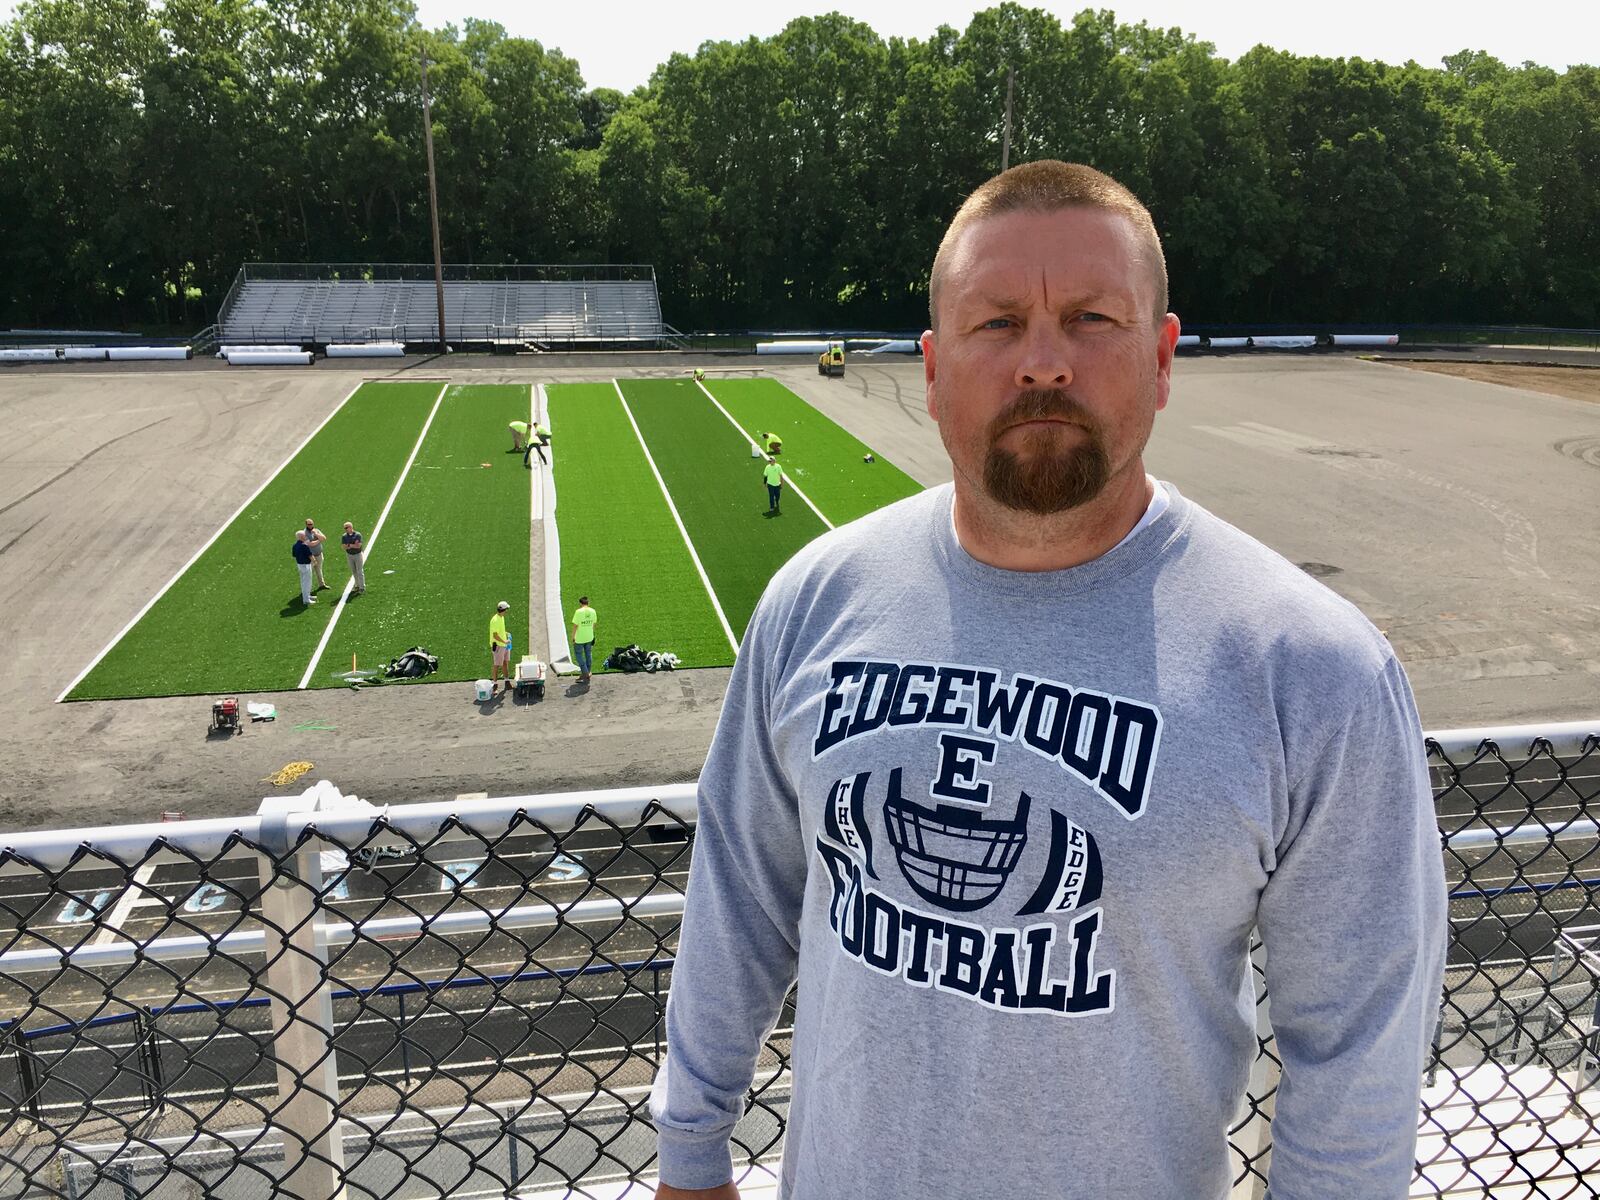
[882,767,1030,911]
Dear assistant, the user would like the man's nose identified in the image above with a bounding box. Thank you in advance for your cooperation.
[1015,324,1074,389]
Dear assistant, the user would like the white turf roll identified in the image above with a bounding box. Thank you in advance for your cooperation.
[62,347,109,360]
[756,341,832,355]
[226,350,314,366]
[1207,337,1252,349]
[1253,335,1317,349]
[860,340,921,354]
[0,348,63,362]
[1330,334,1399,346]
[1176,335,1201,347]
[218,344,302,356]
[107,346,192,361]
[325,342,406,358]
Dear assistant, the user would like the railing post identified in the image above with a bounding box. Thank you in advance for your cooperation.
[133,1008,164,1110]
[13,1028,43,1122]
[1230,940,1276,1200]
[259,785,347,1200]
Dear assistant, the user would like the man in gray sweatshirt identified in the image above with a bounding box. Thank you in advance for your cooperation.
[651,161,1446,1200]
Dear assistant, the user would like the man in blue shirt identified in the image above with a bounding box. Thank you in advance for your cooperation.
[291,532,315,606]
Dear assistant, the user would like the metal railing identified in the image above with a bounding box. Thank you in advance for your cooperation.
[0,722,1595,1198]
[208,322,682,350]
[238,264,660,285]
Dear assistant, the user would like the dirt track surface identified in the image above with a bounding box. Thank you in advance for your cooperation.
[2,354,1597,832]
[1385,360,1600,406]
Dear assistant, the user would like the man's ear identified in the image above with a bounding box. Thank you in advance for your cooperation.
[921,329,938,420]
[1153,314,1180,412]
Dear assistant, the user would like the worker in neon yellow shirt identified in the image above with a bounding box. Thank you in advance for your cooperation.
[489,600,512,692]
[763,456,786,514]
[527,420,552,467]
[570,596,598,683]
[508,420,530,452]
[762,430,783,456]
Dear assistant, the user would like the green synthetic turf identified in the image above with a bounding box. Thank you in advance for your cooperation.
[618,377,827,639]
[316,384,532,688]
[67,381,442,700]
[705,378,923,525]
[546,382,730,668]
[68,374,926,699]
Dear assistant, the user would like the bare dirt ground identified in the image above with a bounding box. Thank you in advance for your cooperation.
[1386,361,1600,406]
[1,352,1595,833]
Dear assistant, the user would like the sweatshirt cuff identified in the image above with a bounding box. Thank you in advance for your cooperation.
[654,1125,735,1191]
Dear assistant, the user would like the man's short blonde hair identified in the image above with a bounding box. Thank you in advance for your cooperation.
[929,160,1168,328]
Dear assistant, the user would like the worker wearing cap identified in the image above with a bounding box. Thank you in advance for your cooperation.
[763,456,786,514]
[570,596,597,683]
[489,601,512,692]
[762,430,783,456]
[526,420,552,468]
[509,420,530,453]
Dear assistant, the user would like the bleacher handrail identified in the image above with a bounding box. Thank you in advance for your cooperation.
[0,782,697,873]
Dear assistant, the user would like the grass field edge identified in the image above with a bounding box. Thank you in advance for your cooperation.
[57,377,375,704]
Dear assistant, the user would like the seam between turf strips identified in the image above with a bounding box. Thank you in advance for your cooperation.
[535,384,573,672]
[610,379,739,655]
[297,382,451,689]
[693,379,834,530]
[55,377,373,704]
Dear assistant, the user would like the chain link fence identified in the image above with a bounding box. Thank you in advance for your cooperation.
[0,724,1596,1199]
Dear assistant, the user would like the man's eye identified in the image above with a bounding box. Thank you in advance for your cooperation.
[982,317,1013,330]
[1077,312,1109,323]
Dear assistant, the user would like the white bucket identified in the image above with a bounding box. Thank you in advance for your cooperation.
[474,679,493,702]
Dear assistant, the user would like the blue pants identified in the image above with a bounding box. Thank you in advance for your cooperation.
[767,484,782,509]
[574,642,593,674]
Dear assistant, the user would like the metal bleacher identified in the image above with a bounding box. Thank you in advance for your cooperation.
[216,264,683,350]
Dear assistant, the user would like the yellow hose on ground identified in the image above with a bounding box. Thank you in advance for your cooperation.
[263,761,315,788]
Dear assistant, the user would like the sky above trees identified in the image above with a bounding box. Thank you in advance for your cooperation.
[403,0,1598,93]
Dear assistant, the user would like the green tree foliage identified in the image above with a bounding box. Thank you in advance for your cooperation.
[0,1,1592,329]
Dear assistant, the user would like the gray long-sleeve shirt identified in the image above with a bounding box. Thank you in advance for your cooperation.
[651,482,1446,1199]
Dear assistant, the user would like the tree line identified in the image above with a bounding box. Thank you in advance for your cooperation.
[1,0,1595,332]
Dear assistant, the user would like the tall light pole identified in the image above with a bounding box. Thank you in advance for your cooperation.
[420,49,448,356]
[1000,67,1015,172]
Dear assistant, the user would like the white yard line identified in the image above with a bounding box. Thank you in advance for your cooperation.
[693,378,834,530]
[58,378,374,702]
[297,383,451,689]
[612,379,740,655]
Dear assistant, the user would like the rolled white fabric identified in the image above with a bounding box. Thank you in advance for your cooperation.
[218,344,302,356]
[756,341,832,355]
[0,348,63,361]
[325,342,406,358]
[107,346,191,360]
[1253,335,1317,349]
[1207,337,1252,349]
[1330,334,1399,346]
[226,350,314,365]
